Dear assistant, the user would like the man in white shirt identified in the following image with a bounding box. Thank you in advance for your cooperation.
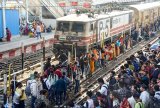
[128,93,136,108]
[83,91,94,108]
[74,68,81,94]
[36,23,42,39]
[30,74,43,108]
[140,84,150,108]
[154,85,160,100]
[97,78,108,96]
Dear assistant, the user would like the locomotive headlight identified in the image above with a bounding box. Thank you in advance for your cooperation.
[59,35,66,41]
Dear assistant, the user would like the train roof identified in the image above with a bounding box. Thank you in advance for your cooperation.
[129,1,160,11]
[56,14,96,22]
[97,10,133,19]
[56,10,133,22]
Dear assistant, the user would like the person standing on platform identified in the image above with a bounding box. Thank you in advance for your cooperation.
[19,83,27,108]
[30,73,42,108]
[55,76,67,105]
[140,84,150,108]
[36,23,42,39]
[134,93,145,108]
[83,91,94,108]
[6,28,11,42]
[13,82,26,108]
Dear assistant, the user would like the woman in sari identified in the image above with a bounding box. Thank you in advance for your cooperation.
[90,54,95,74]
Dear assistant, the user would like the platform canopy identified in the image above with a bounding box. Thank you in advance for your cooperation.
[0,0,23,8]
[130,1,160,11]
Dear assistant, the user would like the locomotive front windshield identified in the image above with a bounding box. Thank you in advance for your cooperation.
[57,22,70,32]
[72,23,84,32]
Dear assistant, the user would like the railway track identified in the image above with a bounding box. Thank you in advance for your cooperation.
[0,46,53,78]
[60,36,159,107]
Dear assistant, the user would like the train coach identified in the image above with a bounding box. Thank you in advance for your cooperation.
[129,1,160,28]
[54,10,134,55]
[53,1,160,56]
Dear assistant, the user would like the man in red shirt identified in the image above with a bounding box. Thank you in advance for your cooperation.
[54,68,63,79]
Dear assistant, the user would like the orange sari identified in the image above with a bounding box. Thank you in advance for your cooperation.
[90,57,95,73]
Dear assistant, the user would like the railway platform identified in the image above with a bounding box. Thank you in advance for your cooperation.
[0,33,55,61]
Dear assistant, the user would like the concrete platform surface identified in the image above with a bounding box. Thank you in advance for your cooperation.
[0,33,55,60]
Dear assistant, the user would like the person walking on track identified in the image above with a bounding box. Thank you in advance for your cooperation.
[90,54,95,76]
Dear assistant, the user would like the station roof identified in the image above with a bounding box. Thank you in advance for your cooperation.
[56,10,133,22]
[129,1,160,11]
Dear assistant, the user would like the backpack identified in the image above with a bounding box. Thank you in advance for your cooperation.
[91,95,99,107]
[99,84,113,108]
[48,73,58,86]
[42,79,48,90]
[149,96,160,108]
[120,98,132,108]
[137,102,144,108]
[100,94,112,108]
[25,81,36,96]
[101,84,109,95]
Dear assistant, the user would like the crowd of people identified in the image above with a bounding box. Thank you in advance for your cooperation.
[8,37,160,108]
[0,20,53,42]
[4,19,160,108]
[20,20,53,39]
[68,43,160,108]
[22,21,45,39]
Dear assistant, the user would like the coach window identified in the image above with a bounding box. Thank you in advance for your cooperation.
[90,23,94,31]
[72,23,84,32]
[57,22,70,32]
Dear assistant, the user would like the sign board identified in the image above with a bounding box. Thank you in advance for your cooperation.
[83,2,91,8]
[111,14,129,29]
[71,2,78,6]
[97,18,110,41]
[59,3,66,7]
